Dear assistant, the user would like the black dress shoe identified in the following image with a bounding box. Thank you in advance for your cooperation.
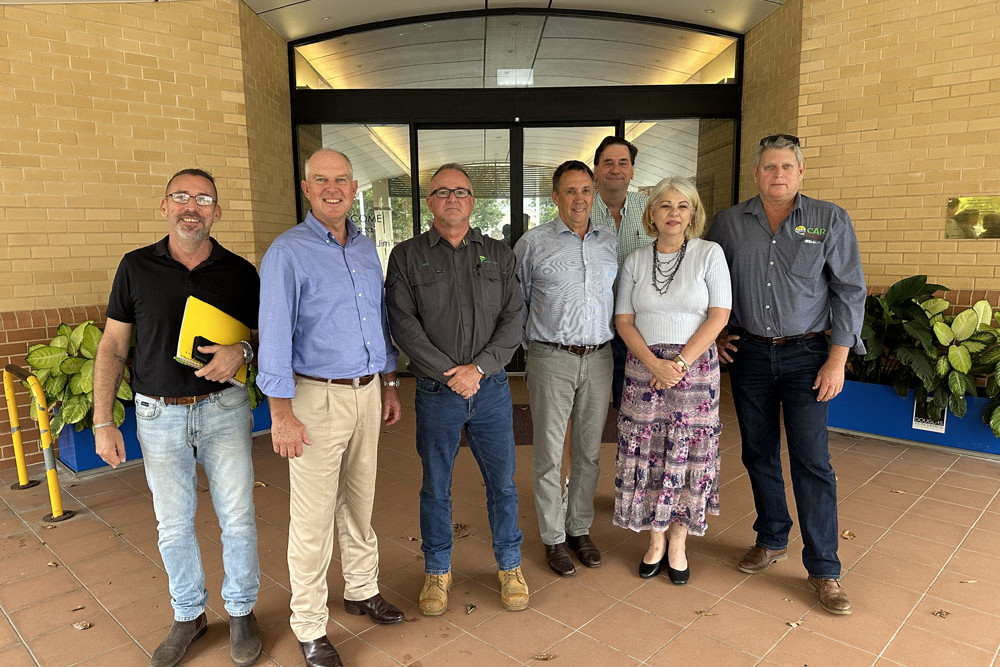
[667,557,690,585]
[546,542,576,576]
[638,554,666,579]
[566,534,602,568]
[299,636,343,667]
[343,593,404,624]
[150,613,208,667]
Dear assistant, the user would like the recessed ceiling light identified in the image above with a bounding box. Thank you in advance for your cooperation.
[705,8,715,13]
[322,16,330,20]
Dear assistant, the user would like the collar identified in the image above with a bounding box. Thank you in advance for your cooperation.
[304,212,359,245]
[556,216,599,238]
[428,224,483,248]
[745,193,803,228]
[153,235,224,264]
[596,191,633,217]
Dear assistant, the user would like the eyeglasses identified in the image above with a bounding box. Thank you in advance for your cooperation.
[760,134,800,147]
[429,187,473,199]
[166,192,217,206]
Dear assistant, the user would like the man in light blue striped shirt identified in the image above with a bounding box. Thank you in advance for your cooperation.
[590,136,650,410]
[514,160,617,577]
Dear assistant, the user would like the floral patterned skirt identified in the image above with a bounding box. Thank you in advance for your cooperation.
[613,343,721,536]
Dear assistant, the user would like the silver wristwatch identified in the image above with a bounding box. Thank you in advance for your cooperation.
[239,340,254,364]
[383,379,400,387]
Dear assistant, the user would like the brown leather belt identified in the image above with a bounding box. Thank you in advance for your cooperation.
[738,330,825,346]
[542,341,609,356]
[296,373,375,388]
[160,393,215,405]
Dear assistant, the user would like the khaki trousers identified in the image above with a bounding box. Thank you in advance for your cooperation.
[287,375,382,642]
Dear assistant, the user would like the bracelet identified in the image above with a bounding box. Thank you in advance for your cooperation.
[673,353,690,373]
[93,421,115,429]
[383,379,400,387]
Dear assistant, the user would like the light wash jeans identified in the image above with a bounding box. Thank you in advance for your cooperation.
[135,386,259,621]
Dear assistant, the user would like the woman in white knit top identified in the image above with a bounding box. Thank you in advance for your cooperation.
[613,177,731,585]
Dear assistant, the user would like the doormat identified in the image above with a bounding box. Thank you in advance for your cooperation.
[460,403,620,446]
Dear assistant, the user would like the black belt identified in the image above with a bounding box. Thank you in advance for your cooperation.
[296,373,375,388]
[734,329,825,347]
[541,341,609,356]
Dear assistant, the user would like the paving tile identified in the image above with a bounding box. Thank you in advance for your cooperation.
[836,497,906,528]
[960,527,1000,557]
[867,471,935,495]
[579,601,681,662]
[850,549,942,593]
[871,530,957,569]
[936,469,1000,494]
[26,607,132,666]
[71,641,150,666]
[881,459,946,482]
[688,599,790,657]
[925,483,996,510]
[355,613,462,665]
[646,628,758,666]
[796,574,920,654]
[467,607,572,663]
[908,496,984,526]
[892,512,973,546]
[906,594,1000,653]
[0,644,37,667]
[723,571,814,621]
[538,630,641,666]
[926,568,1000,615]
[524,575,618,629]
[882,624,993,667]
[9,589,101,640]
[328,636,403,666]
[109,592,173,639]
[0,564,82,611]
[764,626,878,666]
[948,456,1000,480]
[947,547,1000,585]
[0,612,21,650]
[410,632,520,666]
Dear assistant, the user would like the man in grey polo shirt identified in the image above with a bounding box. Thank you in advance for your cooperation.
[705,133,866,616]
[591,136,649,410]
[514,160,617,577]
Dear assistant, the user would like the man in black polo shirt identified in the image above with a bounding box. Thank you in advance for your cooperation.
[94,169,262,667]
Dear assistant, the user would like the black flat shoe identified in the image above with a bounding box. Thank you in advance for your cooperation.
[667,554,689,585]
[638,553,666,579]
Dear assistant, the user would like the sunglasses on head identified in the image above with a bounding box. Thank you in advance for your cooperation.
[760,134,800,147]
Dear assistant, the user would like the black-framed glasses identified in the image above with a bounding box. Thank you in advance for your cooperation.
[167,192,217,206]
[760,134,800,147]
[429,187,473,199]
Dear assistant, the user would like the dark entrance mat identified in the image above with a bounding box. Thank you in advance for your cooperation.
[460,403,620,446]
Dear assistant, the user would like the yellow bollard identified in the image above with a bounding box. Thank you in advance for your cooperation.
[3,366,40,490]
[3,364,74,522]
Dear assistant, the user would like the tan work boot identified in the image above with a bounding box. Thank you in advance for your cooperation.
[498,567,529,611]
[419,572,452,616]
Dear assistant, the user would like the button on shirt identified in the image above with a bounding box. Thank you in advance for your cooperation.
[513,218,617,347]
[257,213,397,399]
[591,190,649,268]
[705,193,866,354]
[385,226,524,381]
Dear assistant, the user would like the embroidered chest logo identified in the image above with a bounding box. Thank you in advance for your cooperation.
[794,225,827,242]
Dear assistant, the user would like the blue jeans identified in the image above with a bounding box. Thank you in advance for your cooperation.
[135,386,260,620]
[727,336,841,579]
[415,370,522,574]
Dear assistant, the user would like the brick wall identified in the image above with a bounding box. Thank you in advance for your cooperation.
[742,0,1000,292]
[0,0,295,469]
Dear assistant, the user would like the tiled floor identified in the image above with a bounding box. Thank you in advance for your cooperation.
[2,376,1000,666]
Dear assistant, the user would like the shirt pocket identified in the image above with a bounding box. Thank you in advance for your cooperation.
[789,241,825,279]
[409,266,448,312]
[475,264,503,310]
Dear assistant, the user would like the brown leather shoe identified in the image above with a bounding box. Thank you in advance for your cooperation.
[808,577,852,615]
[419,572,452,616]
[545,542,576,576]
[299,636,343,667]
[566,534,601,568]
[737,544,788,574]
[150,613,208,667]
[498,567,529,611]
[343,593,404,624]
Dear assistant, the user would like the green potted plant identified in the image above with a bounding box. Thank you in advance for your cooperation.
[834,275,1000,455]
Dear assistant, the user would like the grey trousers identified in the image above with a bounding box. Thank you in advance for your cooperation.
[526,340,614,545]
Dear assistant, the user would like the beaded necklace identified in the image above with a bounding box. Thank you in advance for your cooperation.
[651,239,687,294]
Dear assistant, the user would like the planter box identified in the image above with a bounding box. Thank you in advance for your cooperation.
[828,380,1000,456]
[57,399,271,473]
[57,406,142,473]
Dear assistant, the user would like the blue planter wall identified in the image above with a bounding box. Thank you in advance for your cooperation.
[828,380,1000,456]
[57,398,271,473]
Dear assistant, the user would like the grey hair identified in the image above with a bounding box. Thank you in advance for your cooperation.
[753,135,804,168]
[304,148,353,180]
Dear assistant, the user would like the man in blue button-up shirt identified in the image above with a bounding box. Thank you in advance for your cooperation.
[706,134,865,618]
[258,149,404,667]
[514,160,617,577]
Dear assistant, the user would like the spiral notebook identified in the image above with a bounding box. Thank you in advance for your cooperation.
[173,296,250,387]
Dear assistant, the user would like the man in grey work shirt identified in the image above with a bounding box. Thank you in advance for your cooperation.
[514,160,617,577]
[385,163,529,617]
[705,133,865,616]
[590,136,649,410]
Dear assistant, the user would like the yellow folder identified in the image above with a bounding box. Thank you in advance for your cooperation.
[174,296,250,387]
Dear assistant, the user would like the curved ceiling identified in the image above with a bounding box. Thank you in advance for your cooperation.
[245,0,786,43]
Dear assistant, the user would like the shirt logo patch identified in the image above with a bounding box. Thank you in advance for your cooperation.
[794,225,806,236]
[479,255,498,265]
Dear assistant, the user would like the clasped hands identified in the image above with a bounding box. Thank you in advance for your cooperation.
[649,358,685,391]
